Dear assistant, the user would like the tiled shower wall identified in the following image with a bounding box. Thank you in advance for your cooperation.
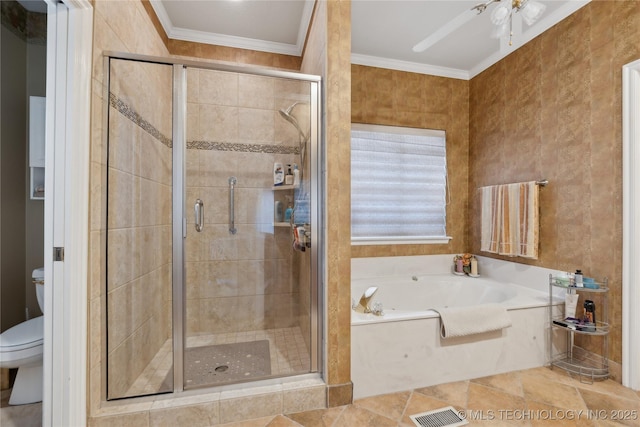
[106,59,173,398]
[89,0,172,414]
[184,67,310,338]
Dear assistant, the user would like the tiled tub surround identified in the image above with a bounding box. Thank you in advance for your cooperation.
[107,59,174,399]
[351,255,568,399]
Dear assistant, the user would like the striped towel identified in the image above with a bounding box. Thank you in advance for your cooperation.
[480,181,539,259]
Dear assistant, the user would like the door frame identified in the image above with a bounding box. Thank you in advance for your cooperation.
[622,59,640,391]
[42,0,92,425]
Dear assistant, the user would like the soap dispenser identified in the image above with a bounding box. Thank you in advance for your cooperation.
[285,164,294,185]
[284,196,293,222]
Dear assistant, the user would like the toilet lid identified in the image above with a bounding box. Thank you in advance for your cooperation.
[32,267,44,281]
[0,316,44,350]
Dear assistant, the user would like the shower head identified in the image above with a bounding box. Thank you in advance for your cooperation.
[280,101,305,117]
[279,102,308,141]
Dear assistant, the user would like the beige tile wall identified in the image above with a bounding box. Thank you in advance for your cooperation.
[469,1,640,365]
[89,0,172,412]
[106,59,173,399]
[184,67,311,337]
[301,0,353,406]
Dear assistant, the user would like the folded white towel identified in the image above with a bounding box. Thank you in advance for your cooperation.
[432,303,512,339]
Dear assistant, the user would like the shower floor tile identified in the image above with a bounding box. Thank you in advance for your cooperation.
[125,326,311,396]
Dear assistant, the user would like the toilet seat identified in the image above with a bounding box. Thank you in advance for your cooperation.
[0,316,44,368]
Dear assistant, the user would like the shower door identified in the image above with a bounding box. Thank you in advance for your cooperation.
[106,58,174,400]
[105,56,320,399]
[181,66,318,389]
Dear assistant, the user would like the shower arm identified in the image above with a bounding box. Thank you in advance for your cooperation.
[278,102,309,177]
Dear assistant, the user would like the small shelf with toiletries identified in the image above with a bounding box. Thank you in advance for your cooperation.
[273,188,295,226]
[548,274,609,381]
[272,184,299,191]
[272,162,309,250]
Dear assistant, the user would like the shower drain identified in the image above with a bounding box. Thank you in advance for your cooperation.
[184,340,271,386]
[410,407,468,427]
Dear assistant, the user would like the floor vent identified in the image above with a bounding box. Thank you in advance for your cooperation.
[410,407,468,427]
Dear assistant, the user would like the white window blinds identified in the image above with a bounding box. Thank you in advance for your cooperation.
[351,124,448,244]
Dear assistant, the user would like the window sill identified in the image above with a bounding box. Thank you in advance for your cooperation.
[351,236,452,246]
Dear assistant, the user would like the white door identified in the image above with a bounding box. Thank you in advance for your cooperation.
[42,1,92,425]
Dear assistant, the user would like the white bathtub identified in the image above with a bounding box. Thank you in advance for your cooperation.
[351,256,566,399]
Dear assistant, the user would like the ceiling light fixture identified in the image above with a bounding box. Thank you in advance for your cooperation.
[473,0,546,46]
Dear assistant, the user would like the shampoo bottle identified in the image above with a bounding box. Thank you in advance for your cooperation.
[274,163,284,186]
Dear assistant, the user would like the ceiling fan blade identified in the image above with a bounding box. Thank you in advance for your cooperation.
[412,8,477,53]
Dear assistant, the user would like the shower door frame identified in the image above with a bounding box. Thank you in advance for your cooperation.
[105,52,323,395]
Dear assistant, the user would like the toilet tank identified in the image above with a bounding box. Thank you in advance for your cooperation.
[33,268,44,313]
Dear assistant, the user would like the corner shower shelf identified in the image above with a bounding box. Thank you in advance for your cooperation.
[548,274,610,382]
[274,222,291,228]
[272,184,299,191]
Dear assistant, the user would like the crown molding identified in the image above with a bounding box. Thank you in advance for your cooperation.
[149,0,307,57]
[169,27,300,56]
[351,53,470,80]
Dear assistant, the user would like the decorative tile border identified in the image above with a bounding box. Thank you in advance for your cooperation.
[187,140,299,155]
[109,92,173,148]
[110,92,300,155]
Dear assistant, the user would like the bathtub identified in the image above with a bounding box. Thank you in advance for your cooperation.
[351,256,566,399]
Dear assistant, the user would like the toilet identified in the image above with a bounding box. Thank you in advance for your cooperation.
[0,268,45,405]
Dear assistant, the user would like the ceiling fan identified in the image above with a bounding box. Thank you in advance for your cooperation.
[412,0,546,53]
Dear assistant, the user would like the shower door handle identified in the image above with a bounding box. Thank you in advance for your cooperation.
[194,199,204,232]
[229,177,237,234]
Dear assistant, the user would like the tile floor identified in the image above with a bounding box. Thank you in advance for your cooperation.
[0,389,42,427]
[3,366,640,426]
[127,326,311,396]
[216,366,640,427]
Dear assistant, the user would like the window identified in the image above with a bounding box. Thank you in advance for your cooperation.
[351,124,450,245]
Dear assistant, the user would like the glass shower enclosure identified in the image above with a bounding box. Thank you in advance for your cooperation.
[104,55,321,400]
